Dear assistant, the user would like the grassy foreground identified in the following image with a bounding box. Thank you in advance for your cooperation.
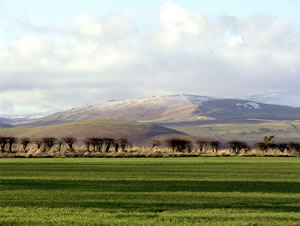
[0,158,300,225]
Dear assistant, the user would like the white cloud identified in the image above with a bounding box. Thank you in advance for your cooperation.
[0,90,53,114]
[226,36,242,47]
[73,12,134,40]
[0,1,300,114]
[154,1,221,48]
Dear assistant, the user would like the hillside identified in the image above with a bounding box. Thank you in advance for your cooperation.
[0,120,184,145]
[194,99,300,121]
[165,120,300,144]
[13,94,300,127]
[0,119,14,128]
[14,95,213,126]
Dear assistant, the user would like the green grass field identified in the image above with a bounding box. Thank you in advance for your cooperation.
[1,158,300,225]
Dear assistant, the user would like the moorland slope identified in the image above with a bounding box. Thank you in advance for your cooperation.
[0,120,184,144]
[14,94,300,126]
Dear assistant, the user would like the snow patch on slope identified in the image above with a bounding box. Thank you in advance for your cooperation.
[70,94,216,114]
[76,99,136,112]
[241,90,279,103]
[236,102,261,110]
[183,94,213,105]
[129,94,215,106]
[135,95,190,106]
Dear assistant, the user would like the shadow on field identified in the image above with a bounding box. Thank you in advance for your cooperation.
[2,179,300,213]
[2,200,300,213]
[2,179,300,194]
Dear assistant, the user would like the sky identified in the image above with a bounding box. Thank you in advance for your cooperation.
[0,0,300,115]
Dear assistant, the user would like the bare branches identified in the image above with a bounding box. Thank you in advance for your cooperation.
[209,140,221,153]
[62,137,77,152]
[20,138,31,152]
[165,138,192,152]
[42,137,57,152]
[227,140,249,154]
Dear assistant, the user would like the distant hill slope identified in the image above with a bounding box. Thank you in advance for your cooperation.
[0,119,14,128]
[166,120,300,144]
[0,123,13,128]
[194,99,300,121]
[13,95,215,126]
[13,94,300,127]
[0,120,184,144]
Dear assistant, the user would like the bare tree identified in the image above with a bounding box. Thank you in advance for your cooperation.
[264,135,275,144]
[34,138,42,150]
[103,138,114,152]
[151,140,162,150]
[42,137,57,152]
[62,137,77,152]
[288,142,300,153]
[84,138,91,152]
[227,140,249,154]
[255,135,276,153]
[277,143,288,153]
[56,139,63,152]
[268,143,278,151]
[196,139,208,153]
[117,138,129,152]
[165,139,179,152]
[209,140,221,153]
[0,136,8,152]
[20,138,31,152]
[7,137,17,153]
[87,138,103,152]
[254,142,268,152]
[165,138,191,152]
[114,141,119,152]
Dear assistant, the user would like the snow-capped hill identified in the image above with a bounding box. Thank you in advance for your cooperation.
[76,94,214,112]
[13,94,300,126]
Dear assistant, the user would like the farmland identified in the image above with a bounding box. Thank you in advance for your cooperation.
[1,157,300,225]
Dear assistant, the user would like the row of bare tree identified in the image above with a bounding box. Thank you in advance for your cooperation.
[0,136,129,153]
[156,136,300,154]
[1,135,299,155]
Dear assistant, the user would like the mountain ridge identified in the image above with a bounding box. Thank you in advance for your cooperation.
[11,94,300,127]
